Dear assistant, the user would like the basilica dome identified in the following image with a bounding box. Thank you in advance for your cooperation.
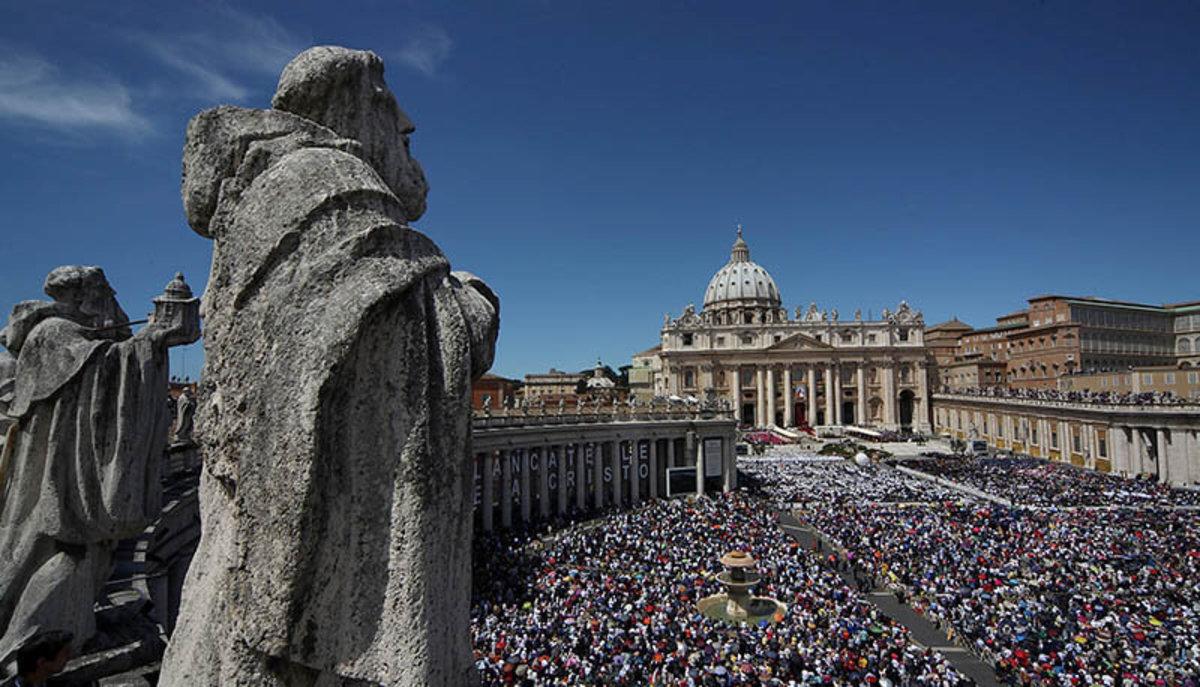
[703,228,782,311]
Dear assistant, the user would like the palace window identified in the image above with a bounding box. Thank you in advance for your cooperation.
[683,369,695,388]
[715,336,725,347]
[898,328,909,342]
[1051,429,1058,448]
[1073,433,1081,452]
[682,333,694,346]
[741,334,754,345]
[1099,436,1107,457]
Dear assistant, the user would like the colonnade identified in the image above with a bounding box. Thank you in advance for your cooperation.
[934,395,1200,486]
[474,428,737,531]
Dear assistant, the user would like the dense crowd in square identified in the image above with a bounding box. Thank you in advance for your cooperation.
[470,447,1200,686]
[896,456,1200,508]
[749,457,1200,685]
[471,490,972,686]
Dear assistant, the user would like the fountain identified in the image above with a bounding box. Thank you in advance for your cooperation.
[696,550,787,625]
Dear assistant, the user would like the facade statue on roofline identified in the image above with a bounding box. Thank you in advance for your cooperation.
[159,46,499,687]
[0,267,200,663]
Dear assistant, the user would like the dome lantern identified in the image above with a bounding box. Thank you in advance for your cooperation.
[702,226,783,314]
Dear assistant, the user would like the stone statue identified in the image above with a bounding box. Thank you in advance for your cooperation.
[159,47,499,687]
[830,308,839,322]
[854,308,862,321]
[0,266,199,661]
[173,387,197,445]
[503,395,512,412]
[481,395,492,416]
[557,398,565,415]
[805,302,821,322]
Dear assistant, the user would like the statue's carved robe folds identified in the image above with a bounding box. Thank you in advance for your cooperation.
[0,318,168,659]
[161,106,498,686]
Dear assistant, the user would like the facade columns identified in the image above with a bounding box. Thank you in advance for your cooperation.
[724,434,737,492]
[685,430,698,496]
[833,365,843,425]
[824,365,835,426]
[856,365,867,427]
[557,444,568,515]
[807,366,817,427]
[610,440,622,508]
[649,438,659,499]
[756,368,766,427]
[1130,428,1143,475]
[766,367,777,428]
[730,366,741,423]
[519,449,532,523]
[668,437,677,468]
[1062,420,1072,461]
[500,449,513,528]
[1156,428,1168,483]
[882,364,896,429]
[593,443,604,509]
[916,363,931,432]
[481,451,494,532]
[1111,428,1126,475]
[1083,425,1095,469]
[537,446,550,519]
[783,368,794,428]
[695,438,705,497]
[575,443,587,511]
[630,439,641,505]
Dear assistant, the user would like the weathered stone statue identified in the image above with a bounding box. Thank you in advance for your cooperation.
[172,388,196,446]
[159,46,499,687]
[0,266,199,662]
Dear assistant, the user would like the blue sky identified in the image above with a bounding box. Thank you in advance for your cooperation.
[1,1,1198,380]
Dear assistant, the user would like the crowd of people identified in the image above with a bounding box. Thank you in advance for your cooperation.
[471,449,1200,685]
[749,459,1200,685]
[471,490,973,685]
[944,386,1196,407]
[898,456,1200,508]
[745,459,963,509]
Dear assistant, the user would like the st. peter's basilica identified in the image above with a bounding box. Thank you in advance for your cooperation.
[635,228,932,432]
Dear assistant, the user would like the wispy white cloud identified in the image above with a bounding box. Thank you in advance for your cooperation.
[396,24,453,78]
[0,49,150,133]
[130,7,303,103]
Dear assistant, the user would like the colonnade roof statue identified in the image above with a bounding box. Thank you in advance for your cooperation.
[0,266,200,663]
[159,46,499,686]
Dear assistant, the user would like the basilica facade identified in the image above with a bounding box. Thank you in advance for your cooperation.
[642,229,932,432]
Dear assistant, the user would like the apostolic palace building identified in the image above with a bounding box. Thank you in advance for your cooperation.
[633,228,933,433]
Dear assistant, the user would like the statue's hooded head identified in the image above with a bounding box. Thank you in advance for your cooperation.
[1,266,130,354]
[44,266,131,338]
[272,46,428,222]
